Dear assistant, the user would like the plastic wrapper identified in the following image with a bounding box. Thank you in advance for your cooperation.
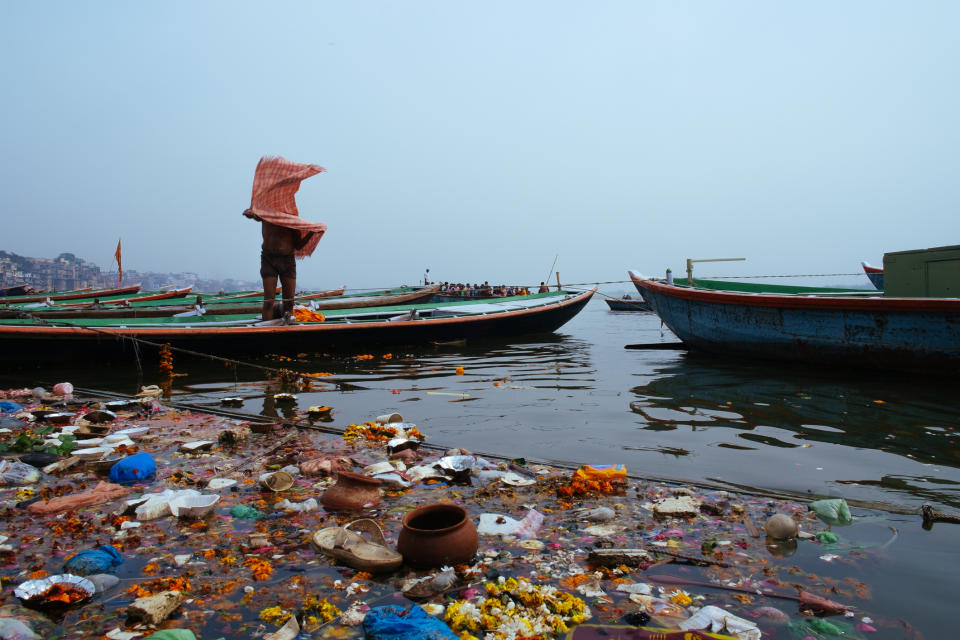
[678,605,761,640]
[0,460,41,485]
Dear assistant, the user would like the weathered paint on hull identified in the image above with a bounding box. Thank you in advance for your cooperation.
[631,274,960,375]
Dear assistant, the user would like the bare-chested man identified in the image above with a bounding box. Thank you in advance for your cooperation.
[243,209,309,321]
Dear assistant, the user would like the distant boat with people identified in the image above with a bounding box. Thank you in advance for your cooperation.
[604,295,651,311]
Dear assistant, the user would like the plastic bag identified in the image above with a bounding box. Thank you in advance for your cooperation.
[230,504,264,520]
[362,604,458,639]
[146,631,199,640]
[478,509,543,539]
[145,629,197,640]
[0,618,42,640]
[63,545,123,576]
[679,605,760,640]
[0,401,23,414]
[809,498,853,527]
[109,452,156,485]
[0,461,40,486]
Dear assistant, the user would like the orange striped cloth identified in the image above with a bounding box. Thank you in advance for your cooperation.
[247,156,328,258]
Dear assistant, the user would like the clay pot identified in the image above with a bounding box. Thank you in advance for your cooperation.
[397,503,478,568]
[764,513,798,539]
[321,471,382,511]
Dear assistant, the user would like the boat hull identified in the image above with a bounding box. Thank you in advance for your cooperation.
[604,299,651,311]
[631,273,960,375]
[0,288,595,359]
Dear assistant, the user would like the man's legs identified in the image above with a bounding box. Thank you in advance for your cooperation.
[279,275,296,317]
[262,275,278,320]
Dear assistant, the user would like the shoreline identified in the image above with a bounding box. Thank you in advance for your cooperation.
[0,386,929,639]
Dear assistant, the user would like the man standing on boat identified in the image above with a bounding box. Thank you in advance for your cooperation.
[243,156,328,321]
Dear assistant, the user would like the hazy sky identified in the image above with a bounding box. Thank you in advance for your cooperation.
[3,2,958,290]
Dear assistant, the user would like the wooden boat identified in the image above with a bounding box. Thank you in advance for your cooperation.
[862,262,884,290]
[0,284,38,297]
[35,287,195,309]
[0,285,442,320]
[630,271,960,375]
[604,295,651,311]
[0,284,140,305]
[0,287,595,358]
[209,286,346,302]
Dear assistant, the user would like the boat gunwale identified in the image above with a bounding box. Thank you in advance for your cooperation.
[631,274,960,312]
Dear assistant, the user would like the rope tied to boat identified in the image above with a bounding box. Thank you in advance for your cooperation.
[7,308,325,388]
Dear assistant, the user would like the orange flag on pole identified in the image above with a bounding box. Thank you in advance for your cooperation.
[114,239,122,283]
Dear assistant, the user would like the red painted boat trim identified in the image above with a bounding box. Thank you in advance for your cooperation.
[0,284,142,304]
[101,287,194,306]
[631,274,960,312]
[862,264,883,274]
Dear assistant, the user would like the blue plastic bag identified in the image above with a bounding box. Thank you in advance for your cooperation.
[63,545,123,575]
[0,400,22,413]
[362,605,458,639]
[109,452,156,485]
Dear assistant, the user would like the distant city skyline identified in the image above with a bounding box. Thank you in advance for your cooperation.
[3,2,958,291]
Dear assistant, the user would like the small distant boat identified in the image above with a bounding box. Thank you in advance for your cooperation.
[0,284,140,305]
[604,295,651,311]
[0,284,38,297]
[630,270,960,375]
[861,262,884,290]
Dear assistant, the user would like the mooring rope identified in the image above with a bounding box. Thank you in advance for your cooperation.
[9,309,322,383]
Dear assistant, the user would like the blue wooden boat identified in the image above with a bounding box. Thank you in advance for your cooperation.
[861,262,885,290]
[629,271,960,375]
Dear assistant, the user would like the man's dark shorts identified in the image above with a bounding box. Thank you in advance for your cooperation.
[260,251,297,279]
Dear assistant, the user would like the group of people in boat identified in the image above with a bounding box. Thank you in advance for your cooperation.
[436,281,551,298]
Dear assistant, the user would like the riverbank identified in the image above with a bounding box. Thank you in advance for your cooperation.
[0,386,924,640]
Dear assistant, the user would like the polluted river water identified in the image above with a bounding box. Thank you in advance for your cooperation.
[2,297,958,638]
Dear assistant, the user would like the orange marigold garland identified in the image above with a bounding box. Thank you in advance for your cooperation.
[159,343,174,379]
[556,465,627,497]
[342,421,425,444]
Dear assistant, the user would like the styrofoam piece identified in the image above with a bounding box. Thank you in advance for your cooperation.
[168,494,220,518]
[206,478,237,490]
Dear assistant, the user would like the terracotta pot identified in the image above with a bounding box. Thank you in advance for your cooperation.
[321,471,382,511]
[397,503,478,568]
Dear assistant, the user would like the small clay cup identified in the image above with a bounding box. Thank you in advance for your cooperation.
[397,503,478,568]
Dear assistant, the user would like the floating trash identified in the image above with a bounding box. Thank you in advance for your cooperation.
[15,574,95,614]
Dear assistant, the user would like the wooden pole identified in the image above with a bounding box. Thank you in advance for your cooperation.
[556,272,561,291]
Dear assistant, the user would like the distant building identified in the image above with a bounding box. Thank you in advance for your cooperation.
[0,249,262,293]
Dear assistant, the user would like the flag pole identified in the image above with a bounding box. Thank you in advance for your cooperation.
[114,239,123,284]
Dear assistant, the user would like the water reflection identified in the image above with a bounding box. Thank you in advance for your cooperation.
[629,355,960,508]
[631,357,960,468]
